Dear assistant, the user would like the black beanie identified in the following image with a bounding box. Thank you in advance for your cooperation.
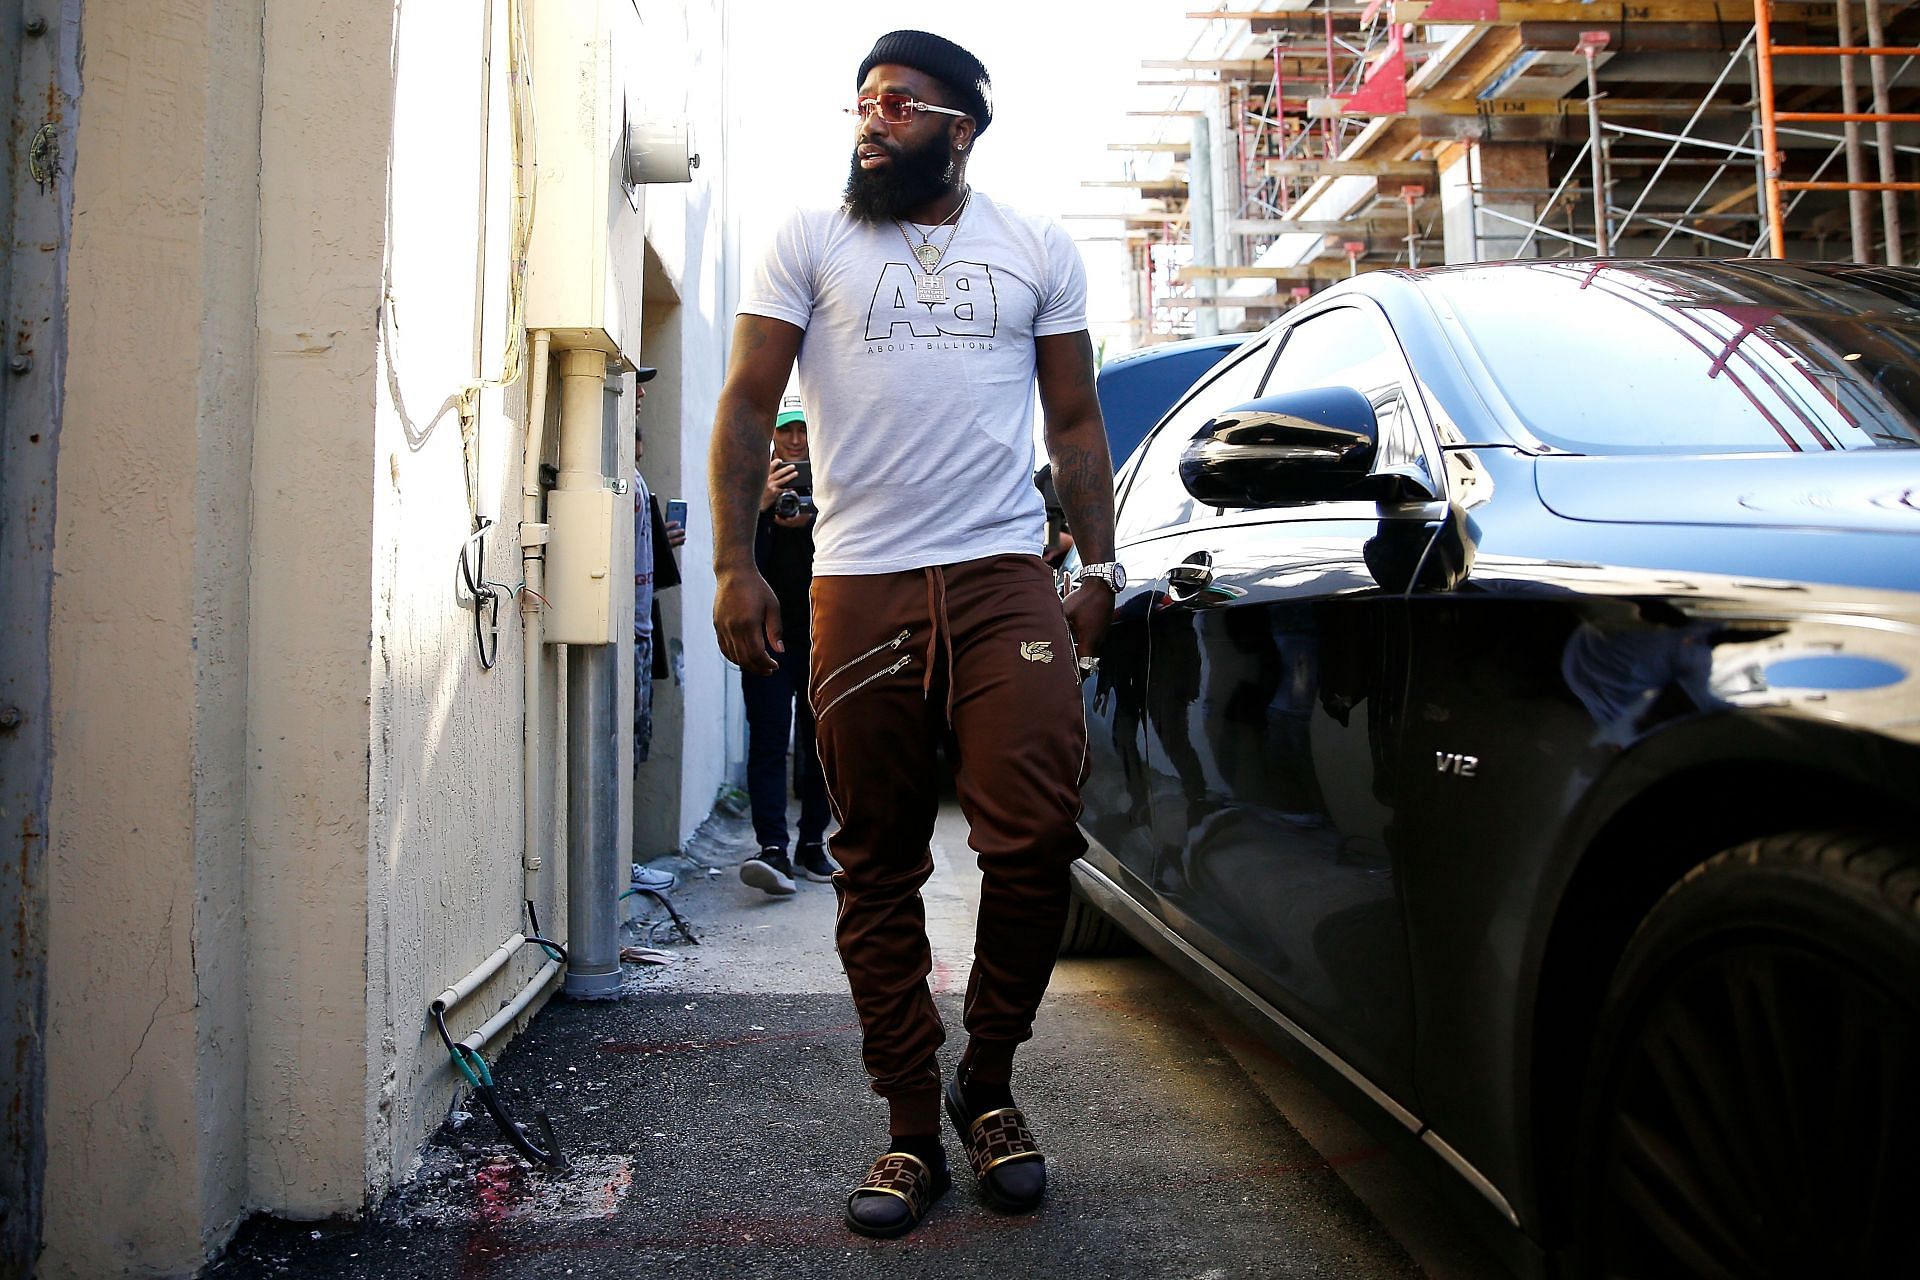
[858,30,993,136]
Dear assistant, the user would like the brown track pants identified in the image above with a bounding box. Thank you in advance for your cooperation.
[809,553,1089,1135]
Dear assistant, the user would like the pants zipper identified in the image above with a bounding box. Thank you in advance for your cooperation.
[817,655,913,722]
[817,628,911,693]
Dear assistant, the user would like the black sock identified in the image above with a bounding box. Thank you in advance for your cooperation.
[961,1075,1014,1117]
[887,1132,946,1172]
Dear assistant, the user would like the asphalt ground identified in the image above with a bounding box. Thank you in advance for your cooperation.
[209,796,1508,1280]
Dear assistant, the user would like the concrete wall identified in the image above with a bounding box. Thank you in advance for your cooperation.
[44,0,262,1272]
[242,0,391,1219]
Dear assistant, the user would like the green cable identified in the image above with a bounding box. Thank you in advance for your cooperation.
[450,1042,493,1089]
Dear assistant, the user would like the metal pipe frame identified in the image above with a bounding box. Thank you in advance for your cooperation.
[1479,204,1601,251]
[1612,27,1757,242]
[1585,37,1612,254]
[1513,138,1593,258]
[1838,0,1873,260]
[1865,0,1904,262]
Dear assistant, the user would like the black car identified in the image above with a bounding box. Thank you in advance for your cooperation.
[1067,259,1920,1279]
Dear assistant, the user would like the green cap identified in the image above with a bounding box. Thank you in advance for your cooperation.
[774,393,807,430]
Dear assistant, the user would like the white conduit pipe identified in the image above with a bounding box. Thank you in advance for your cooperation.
[458,958,563,1052]
[431,932,526,1014]
[521,330,554,902]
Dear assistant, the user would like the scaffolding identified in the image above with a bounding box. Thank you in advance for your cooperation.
[1098,2,1920,345]
[1755,0,1920,259]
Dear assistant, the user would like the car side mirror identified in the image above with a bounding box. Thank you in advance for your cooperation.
[1178,386,1382,507]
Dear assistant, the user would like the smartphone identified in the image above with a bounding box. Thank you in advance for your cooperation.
[665,498,688,529]
[785,461,812,493]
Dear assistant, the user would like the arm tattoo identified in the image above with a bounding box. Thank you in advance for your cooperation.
[708,316,801,575]
[1037,331,1115,564]
[709,398,772,574]
[1049,436,1115,564]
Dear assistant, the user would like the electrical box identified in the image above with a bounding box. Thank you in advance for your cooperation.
[527,0,647,364]
[544,486,621,646]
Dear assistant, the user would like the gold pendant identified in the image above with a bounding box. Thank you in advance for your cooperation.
[914,272,947,304]
[913,242,944,271]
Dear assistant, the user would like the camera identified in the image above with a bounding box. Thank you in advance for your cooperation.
[774,460,814,519]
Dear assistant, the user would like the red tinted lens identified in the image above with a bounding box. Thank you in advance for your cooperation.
[874,93,915,123]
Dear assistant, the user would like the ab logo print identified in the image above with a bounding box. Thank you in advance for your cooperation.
[865,260,1000,348]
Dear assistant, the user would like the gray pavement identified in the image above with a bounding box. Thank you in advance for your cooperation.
[209,798,1507,1279]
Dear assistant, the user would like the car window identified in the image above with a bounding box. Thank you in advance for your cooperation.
[1428,261,1920,453]
[1116,338,1276,542]
[1264,305,1429,478]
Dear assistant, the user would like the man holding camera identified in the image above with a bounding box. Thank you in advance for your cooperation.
[708,29,1117,1240]
[737,396,834,894]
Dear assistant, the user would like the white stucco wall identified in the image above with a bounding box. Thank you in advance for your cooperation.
[43,1,260,1272]
[243,0,389,1219]
[366,0,571,1196]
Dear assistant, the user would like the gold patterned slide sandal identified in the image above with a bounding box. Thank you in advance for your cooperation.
[944,1077,1047,1213]
[844,1149,951,1239]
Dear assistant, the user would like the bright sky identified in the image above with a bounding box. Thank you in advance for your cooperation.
[722,0,1207,357]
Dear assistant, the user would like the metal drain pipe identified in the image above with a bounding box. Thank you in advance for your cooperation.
[554,349,623,998]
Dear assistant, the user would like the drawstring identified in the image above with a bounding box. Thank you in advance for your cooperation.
[922,569,938,699]
[919,565,958,721]
[939,570,957,722]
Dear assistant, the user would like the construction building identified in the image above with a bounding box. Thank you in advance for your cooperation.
[1102,1,1920,346]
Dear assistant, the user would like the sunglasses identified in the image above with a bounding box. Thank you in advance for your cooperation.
[846,94,969,126]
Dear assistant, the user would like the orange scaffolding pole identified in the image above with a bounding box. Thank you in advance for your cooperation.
[1754,0,1915,259]
[1754,0,1788,256]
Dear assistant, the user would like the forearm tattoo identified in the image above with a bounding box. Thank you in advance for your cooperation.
[1050,436,1115,564]
[708,317,792,574]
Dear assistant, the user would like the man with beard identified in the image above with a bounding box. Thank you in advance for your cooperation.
[706,30,1118,1240]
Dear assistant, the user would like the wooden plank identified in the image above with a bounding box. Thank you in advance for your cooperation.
[1179,262,1390,280]
[1394,1,1821,21]
[1697,184,1758,217]
[1144,59,1290,73]
[1230,217,1428,234]
[1186,8,1374,17]
[1314,95,1750,118]
[1262,158,1440,178]
[1517,20,1814,51]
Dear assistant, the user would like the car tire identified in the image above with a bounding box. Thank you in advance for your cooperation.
[1057,881,1134,957]
[1571,830,1920,1280]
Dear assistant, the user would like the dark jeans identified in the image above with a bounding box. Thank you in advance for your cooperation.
[742,633,830,854]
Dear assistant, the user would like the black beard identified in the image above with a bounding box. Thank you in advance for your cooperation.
[843,126,958,223]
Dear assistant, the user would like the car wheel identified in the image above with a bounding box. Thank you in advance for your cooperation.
[1574,831,1920,1280]
[1057,880,1133,956]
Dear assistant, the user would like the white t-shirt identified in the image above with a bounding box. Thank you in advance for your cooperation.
[738,191,1088,576]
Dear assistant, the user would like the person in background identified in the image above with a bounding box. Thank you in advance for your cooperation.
[632,366,685,893]
[737,395,835,896]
